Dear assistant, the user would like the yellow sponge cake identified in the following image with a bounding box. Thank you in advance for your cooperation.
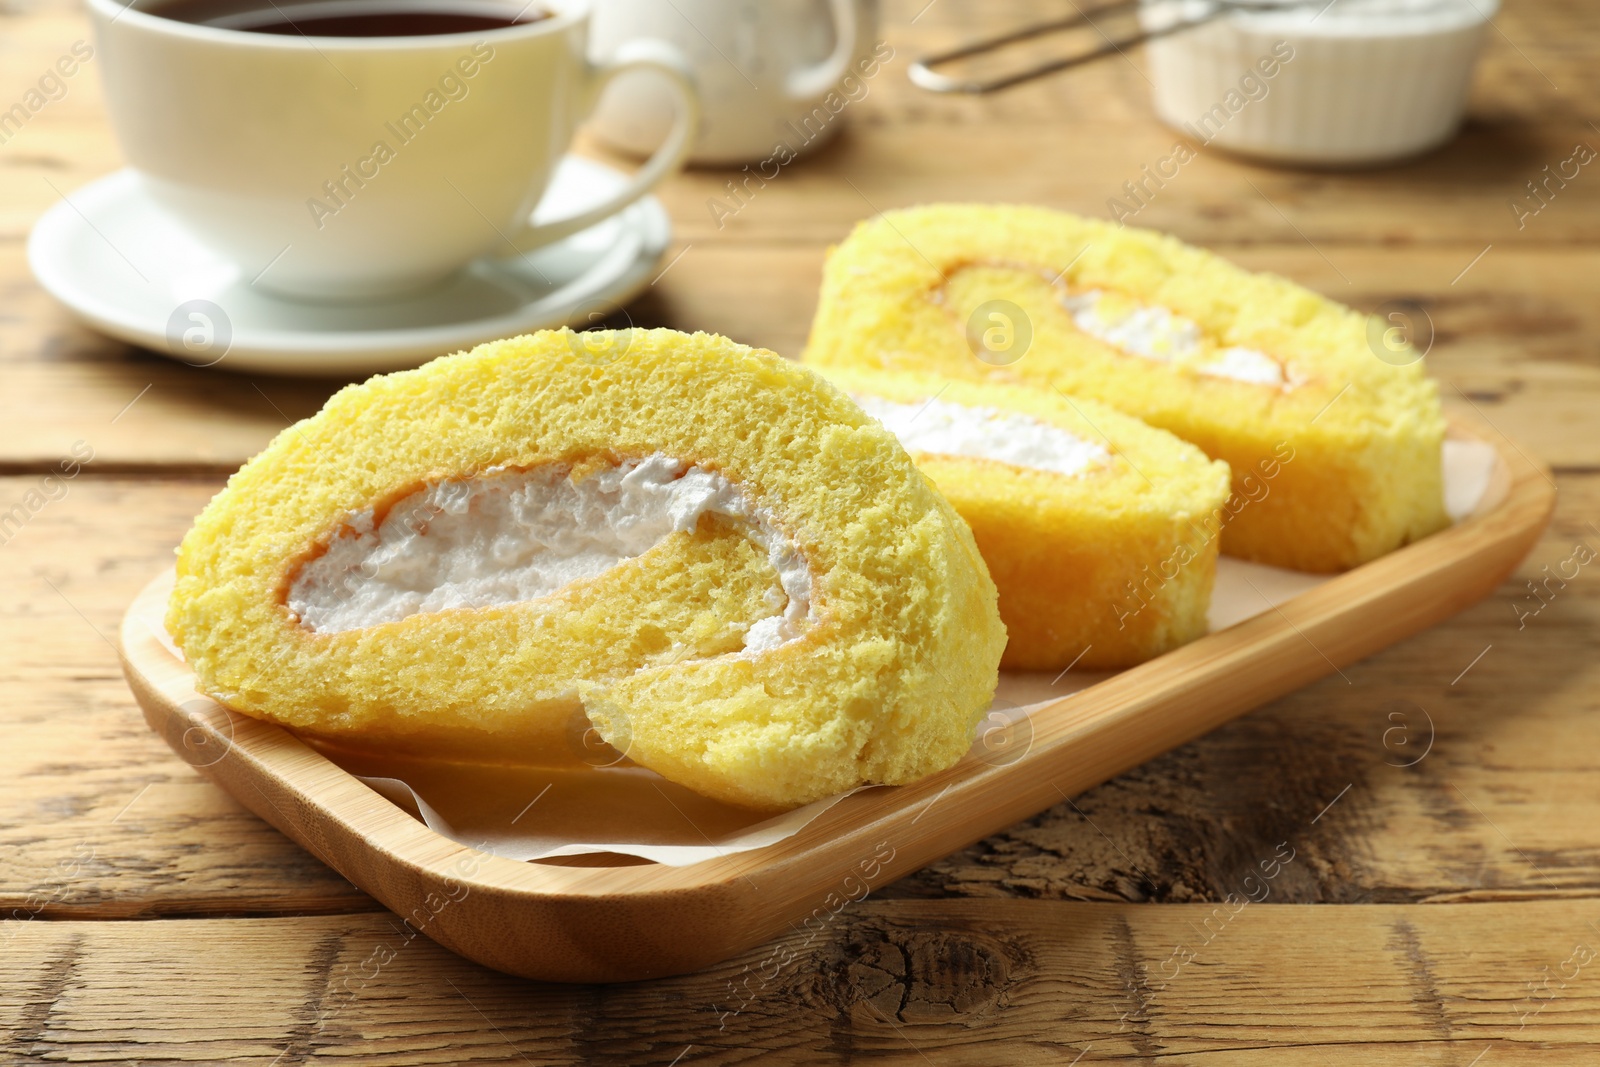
[166,329,1006,810]
[823,368,1231,670]
[804,204,1450,572]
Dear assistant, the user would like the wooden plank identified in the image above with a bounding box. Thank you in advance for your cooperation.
[26,77,1600,260]
[1,472,1595,918]
[0,476,375,917]
[649,119,1600,248]
[1,245,1599,469]
[0,0,1590,1047]
[5,901,1600,1063]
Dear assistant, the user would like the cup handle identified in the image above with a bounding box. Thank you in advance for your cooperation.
[506,39,700,254]
[785,0,867,101]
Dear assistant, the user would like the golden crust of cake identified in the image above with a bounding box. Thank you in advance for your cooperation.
[802,204,1450,572]
[167,329,1006,810]
[822,368,1232,670]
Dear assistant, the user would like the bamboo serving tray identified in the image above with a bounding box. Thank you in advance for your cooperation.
[120,420,1553,983]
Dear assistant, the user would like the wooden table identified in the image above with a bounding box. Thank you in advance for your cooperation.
[3,0,1598,1061]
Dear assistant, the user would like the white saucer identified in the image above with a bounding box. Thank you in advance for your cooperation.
[28,157,671,377]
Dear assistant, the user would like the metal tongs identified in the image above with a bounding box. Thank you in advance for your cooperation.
[909,0,1325,94]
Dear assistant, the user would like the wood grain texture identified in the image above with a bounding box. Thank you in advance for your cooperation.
[0,477,373,918]
[0,0,1596,1048]
[6,901,1600,1064]
[0,463,1592,923]
[3,246,1599,469]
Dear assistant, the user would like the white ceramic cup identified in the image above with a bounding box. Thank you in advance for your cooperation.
[587,0,881,166]
[86,0,700,300]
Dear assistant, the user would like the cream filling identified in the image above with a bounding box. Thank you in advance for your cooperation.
[286,453,811,651]
[855,395,1110,477]
[1059,288,1293,388]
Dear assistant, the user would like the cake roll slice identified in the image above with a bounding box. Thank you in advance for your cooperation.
[804,204,1450,572]
[167,329,1006,810]
[826,369,1231,671]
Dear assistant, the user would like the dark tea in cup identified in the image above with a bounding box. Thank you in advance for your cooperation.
[150,0,548,37]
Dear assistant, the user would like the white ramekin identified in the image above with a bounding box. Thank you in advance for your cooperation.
[1141,0,1499,166]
